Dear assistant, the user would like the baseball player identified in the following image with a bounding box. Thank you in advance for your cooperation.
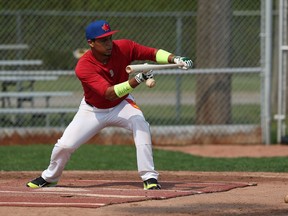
[26,20,193,190]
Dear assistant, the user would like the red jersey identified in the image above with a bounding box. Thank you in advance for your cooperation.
[75,39,157,109]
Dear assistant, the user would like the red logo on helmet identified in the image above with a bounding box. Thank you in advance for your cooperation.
[102,23,110,32]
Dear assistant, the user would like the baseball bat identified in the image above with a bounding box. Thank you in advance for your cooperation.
[126,63,182,74]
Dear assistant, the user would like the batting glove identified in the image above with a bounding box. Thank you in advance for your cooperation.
[173,56,193,69]
[135,70,154,84]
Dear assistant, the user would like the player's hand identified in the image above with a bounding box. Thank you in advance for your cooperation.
[173,56,193,69]
[135,70,154,84]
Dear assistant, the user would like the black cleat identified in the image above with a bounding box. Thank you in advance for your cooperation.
[26,176,57,188]
[143,178,161,190]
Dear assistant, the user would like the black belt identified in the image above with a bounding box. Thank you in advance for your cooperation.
[85,100,94,107]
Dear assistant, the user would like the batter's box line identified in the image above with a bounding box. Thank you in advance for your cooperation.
[46,185,203,193]
[0,202,106,207]
[0,190,149,199]
[59,179,256,186]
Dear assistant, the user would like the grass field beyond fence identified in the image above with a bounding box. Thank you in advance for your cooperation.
[1,145,288,172]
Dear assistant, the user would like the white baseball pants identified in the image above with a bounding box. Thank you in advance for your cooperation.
[42,95,159,183]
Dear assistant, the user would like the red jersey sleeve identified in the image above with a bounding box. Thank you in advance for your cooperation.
[126,40,157,62]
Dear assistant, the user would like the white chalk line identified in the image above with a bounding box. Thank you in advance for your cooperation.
[0,190,147,199]
[0,202,105,207]
[0,187,198,195]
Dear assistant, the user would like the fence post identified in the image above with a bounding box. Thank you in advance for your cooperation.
[276,0,288,144]
[261,0,272,145]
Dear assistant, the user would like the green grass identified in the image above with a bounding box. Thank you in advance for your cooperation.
[1,144,288,172]
[142,104,260,125]
[34,73,260,93]
[0,103,260,127]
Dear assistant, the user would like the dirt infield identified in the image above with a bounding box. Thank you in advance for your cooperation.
[1,144,288,216]
[0,171,253,208]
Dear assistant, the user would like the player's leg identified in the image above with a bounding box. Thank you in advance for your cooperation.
[27,99,105,188]
[109,95,160,189]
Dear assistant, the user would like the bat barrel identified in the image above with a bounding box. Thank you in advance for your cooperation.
[126,64,180,74]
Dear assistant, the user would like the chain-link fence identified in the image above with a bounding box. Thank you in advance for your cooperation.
[0,0,272,145]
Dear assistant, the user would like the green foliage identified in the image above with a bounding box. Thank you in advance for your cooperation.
[232,0,260,10]
[1,144,288,172]
[0,0,260,69]
[1,0,197,11]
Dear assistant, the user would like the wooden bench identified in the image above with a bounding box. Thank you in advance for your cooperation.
[0,44,29,50]
[0,70,75,76]
[0,76,59,91]
[0,91,75,126]
[0,108,77,127]
[0,76,58,81]
[0,91,73,108]
[0,60,43,66]
[0,44,45,92]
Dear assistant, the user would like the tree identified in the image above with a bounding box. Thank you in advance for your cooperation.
[195,0,232,124]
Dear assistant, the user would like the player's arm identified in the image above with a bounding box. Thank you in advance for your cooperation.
[155,49,193,69]
[105,71,153,101]
[131,41,193,69]
[104,78,138,101]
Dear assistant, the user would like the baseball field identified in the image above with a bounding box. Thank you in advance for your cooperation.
[1,144,288,216]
